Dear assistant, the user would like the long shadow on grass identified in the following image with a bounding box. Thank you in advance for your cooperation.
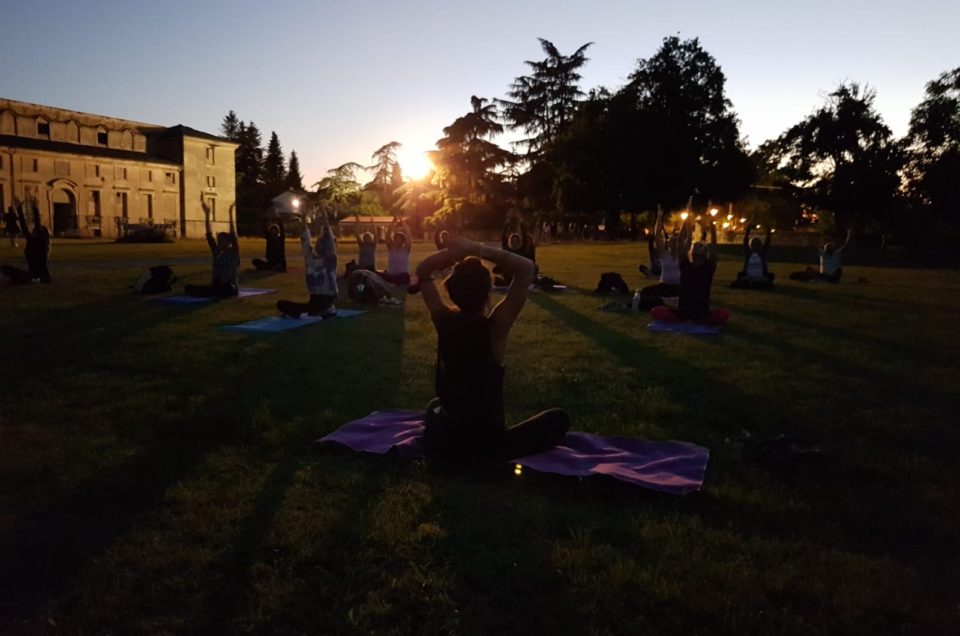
[528,292,763,441]
[0,299,407,626]
[190,306,409,629]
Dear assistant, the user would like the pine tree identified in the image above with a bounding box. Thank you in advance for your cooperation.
[286,150,304,190]
[220,110,241,140]
[263,131,287,196]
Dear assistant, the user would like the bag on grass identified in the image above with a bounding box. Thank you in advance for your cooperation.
[595,272,629,295]
[133,265,177,294]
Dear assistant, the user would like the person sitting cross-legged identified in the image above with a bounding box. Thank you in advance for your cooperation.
[276,209,339,318]
[730,223,775,289]
[185,196,239,298]
[650,219,730,326]
[252,217,287,272]
[381,215,412,285]
[416,235,570,461]
[789,229,852,283]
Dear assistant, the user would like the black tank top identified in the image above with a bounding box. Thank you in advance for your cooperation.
[434,312,505,430]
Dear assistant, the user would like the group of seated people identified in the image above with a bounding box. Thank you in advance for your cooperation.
[633,208,854,326]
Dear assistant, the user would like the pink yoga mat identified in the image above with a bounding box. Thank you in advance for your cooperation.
[320,410,709,494]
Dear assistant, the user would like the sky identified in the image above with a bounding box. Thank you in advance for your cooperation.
[1,0,957,185]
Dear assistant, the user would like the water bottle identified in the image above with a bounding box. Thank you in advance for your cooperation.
[631,291,641,313]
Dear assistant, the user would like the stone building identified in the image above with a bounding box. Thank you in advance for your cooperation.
[0,98,237,239]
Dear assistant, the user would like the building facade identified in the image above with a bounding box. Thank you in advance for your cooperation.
[0,98,237,239]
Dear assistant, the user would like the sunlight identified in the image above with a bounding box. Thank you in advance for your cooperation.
[398,149,433,180]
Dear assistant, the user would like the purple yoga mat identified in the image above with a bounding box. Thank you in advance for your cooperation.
[319,410,709,494]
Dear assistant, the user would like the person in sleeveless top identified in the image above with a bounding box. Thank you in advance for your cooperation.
[381,215,412,285]
[790,229,852,283]
[731,223,774,289]
[416,235,570,460]
[638,206,687,308]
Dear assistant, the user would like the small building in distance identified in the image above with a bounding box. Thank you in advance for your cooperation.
[0,98,238,239]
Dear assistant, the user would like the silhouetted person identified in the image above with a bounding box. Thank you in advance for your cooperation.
[416,235,570,460]
[4,205,19,248]
[185,197,239,297]
[495,216,537,286]
[252,218,287,272]
[731,223,775,289]
[1,198,51,285]
[355,217,377,271]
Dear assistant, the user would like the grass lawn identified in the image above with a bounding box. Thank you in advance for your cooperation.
[1,238,958,634]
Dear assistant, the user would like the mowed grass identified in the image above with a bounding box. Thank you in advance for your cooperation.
[1,238,958,635]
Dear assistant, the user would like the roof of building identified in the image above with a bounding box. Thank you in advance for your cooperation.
[162,125,237,144]
[0,135,180,166]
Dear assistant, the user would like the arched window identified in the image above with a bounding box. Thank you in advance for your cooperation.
[36,117,50,138]
[96,126,108,146]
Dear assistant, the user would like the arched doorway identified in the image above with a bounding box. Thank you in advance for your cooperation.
[52,188,78,235]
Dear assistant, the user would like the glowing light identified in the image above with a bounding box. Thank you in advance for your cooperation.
[771,228,777,233]
[756,224,762,229]
[722,222,730,228]
[514,464,523,476]
[710,208,718,217]
[398,149,434,180]
[291,198,301,210]
[727,213,733,220]
[739,218,747,223]
[680,212,689,221]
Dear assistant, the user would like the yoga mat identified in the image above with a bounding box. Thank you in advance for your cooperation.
[647,321,722,335]
[319,410,709,494]
[492,284,567,292]
[222,309,366,333]
[153,288,277,304]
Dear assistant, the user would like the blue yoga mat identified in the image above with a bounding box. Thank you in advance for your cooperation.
[153,288,277,304]
[222,309,366,333]
[647,321,722,335]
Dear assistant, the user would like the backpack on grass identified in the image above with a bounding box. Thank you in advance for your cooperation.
[594,272,629,295]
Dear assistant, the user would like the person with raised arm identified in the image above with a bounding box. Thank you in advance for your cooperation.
[790,229,853,283]
[185,196,239,297]
[731,223,775,289]
[355,216,378,271]
[650,218,730,326]
[252,216,287,272]
[0,197,51,285]
[381,215,412,285]
[637,206,685,307]
[416,235,570,460]
[276,208,338,318]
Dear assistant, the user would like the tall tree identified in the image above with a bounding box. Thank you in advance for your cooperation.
[263,131,287,196]
[286,150,304,190]
[767,82,904,236]
[499,38,593,157]
[430,96,514,226]
[313,162,381,217]
[366,141,402,209]
[622,35,751,207]
[220,110,241,140]
[904,67,960,223]
[234,121,265,228]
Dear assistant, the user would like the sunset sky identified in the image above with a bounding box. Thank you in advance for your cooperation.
[2,0,957,185]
